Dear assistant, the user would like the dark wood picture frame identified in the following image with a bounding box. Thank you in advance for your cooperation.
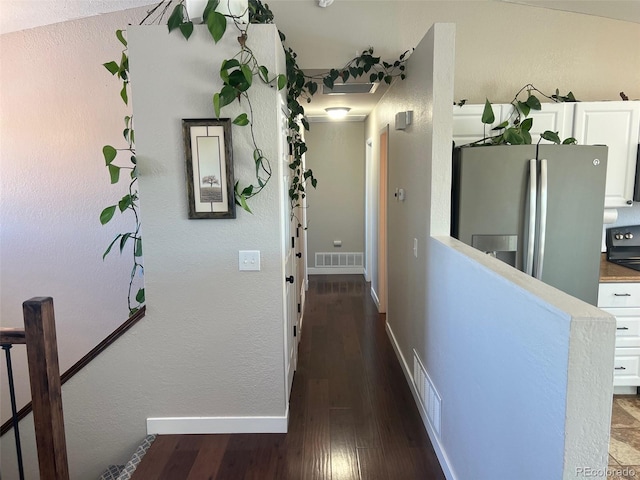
[182,118,236,219]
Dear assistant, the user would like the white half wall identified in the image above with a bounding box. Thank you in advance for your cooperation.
[366,22,616,479]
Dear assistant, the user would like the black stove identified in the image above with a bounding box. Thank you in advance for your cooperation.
[606,225,640,272]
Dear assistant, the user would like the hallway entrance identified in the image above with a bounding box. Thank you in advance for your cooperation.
[130,275,445,479]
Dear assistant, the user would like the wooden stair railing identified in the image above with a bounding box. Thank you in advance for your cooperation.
[23,297,70,480]
[1,297,69,480]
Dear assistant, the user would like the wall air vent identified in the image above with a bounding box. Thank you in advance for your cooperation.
[322,83,379,95]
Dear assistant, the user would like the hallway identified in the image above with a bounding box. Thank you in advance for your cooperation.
[131,274,445,479]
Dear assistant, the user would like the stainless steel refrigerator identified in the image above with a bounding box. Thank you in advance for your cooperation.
[451,144,608,305]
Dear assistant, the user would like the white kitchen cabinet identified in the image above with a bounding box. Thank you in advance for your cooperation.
[573,101,640,209]
[522,103,574,145]
[452,103,506,147]
[453,101,640,209]
[598,284,640,387]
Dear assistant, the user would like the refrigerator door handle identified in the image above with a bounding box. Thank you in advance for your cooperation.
[534,158,548,280]
[525,158,537,276]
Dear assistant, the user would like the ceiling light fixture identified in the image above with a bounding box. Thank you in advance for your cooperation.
[325,107,351,119]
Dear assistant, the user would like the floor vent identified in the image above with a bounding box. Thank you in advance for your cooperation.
[315,252,363,268]
[413,350,442,438]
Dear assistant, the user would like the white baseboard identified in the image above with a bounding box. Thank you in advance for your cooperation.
[371,287,380,309]
[307,267,364,275]
[146,415,288,435]
[385,322,457,480]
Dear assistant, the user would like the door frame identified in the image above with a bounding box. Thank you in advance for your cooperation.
[378,125,389,313]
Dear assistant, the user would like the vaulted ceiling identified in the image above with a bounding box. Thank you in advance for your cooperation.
[1,0,638,35]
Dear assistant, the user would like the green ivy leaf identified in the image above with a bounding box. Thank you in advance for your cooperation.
[491,121,509,131]
[233,113,249,126]
[103,234,121,259]
[135,288,145,303]
[481,99,495,124]
[109,164,121,184]
[119,232,132,252]
[517,101,530,118]
[203,0,220,20]
[259,66,269,83]
[563,137,578,145]
[116,30,127,47]
[103,61,119,75]
[526,95,541,110]
[522,130,532,144]
[134,238,143,257]
[207,11,227,43]
[307,81,318,96]
[167,4,184,33]
[241,64,253,86]
[118,194,132,212]
[213,93,222,118]
[323,77,334,89]
[504,128,523,144]
[100,205,117,225]
[103,145,117,165]
[520,118,533,132]
[120,84,128,105]
[277,74,286,90]
[541,130,561,144]
[179,21,194,40]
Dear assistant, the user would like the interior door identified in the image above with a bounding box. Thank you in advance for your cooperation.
[282,100,297,398]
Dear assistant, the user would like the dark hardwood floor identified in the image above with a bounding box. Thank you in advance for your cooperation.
[131,274,445,479]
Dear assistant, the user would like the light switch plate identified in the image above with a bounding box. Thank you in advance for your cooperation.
[239,250,260,271]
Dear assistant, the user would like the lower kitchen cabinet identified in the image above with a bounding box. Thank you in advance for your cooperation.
[598,284,640,386]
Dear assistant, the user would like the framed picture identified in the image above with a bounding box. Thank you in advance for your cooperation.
[182,118,236,219]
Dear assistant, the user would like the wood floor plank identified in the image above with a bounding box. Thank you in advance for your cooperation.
[330,408,360,480]
[357,447,389,480]
[185,434,230,480]
[302,378,331,480]
[130,435,180,479]
[128,275,444,480]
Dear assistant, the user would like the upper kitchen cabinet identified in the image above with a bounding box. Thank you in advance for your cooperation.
[452,103,506,146]
[573,101,640,209]
[518,103,574,144]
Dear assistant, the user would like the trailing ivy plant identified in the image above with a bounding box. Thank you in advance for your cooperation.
[101,30,144,316]
[101,0,413,312]
[457,84,578,147]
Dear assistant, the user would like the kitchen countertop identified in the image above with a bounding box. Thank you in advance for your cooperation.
[600,253,640,283]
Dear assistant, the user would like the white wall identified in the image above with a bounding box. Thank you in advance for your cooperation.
[270,0,640,103]
[304,121,365,271]
[365,22,616,479]
[0,7,147,424]
[0,23,287,480]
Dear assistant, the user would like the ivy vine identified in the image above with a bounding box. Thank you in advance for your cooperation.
[456,84,578,147]
[100,0,412,314]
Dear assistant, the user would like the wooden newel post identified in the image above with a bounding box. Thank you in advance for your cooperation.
[23,297,69,480]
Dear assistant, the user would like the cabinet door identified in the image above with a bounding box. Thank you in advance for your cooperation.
[452,104,505,147]
[573,101,640,208]
[519,103,574,144]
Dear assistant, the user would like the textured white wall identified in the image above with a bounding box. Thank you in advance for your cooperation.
[305,121,365,262]
[270,0,640,103]
[0,7,147,424]
[365,22,615,478]
[0,23,287,480]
